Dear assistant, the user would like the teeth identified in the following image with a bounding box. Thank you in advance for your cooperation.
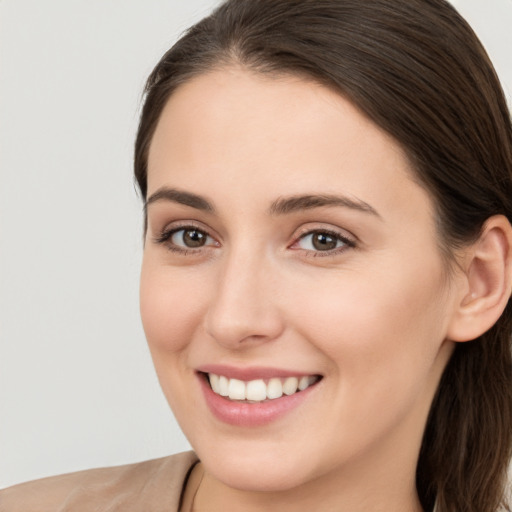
[283,377,299,395]
[267,378,283,399]
[209,373,220,394]
[207,373,318,402]
[246,379,267,401]
[298,376,312,391]
[228,378,246,400]
[218,375,229,396]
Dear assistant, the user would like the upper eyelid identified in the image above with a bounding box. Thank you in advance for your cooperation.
[157,220,217,238]
[163,221,207,233]
[292,231,356,249]
[160,224,216,240]
[292,224,357,243]
[298,230,353,242]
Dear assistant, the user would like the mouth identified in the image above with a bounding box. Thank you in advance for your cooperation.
[201,372,322,403]
[196,365,324,426]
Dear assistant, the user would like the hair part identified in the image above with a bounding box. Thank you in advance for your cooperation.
[134,1,512,510]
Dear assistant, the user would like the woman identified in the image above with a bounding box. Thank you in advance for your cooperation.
[2,0,511,511]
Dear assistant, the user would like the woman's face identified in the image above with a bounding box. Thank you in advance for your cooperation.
[140,67,459,492]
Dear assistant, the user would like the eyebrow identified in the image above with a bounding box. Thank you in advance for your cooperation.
[145,187,215,213]
[269,194,381,218]
[144,187,380,219]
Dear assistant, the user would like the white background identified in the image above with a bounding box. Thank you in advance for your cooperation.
[1,0,511,489]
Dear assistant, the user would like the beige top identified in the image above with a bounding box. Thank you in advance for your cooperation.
[0,452,472,512]
[0,451,199,512]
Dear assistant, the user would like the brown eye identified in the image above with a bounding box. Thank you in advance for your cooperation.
[295,230,354,253]
[171,228,210,248]
[311,232,338,251]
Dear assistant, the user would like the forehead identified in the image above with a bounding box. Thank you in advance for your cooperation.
[147,66,433,226]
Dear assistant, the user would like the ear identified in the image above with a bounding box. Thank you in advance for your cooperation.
[447,215,512,342]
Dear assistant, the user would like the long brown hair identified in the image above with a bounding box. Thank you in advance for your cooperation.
[134,1,512,510]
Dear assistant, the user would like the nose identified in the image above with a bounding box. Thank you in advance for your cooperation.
[204,249,285,349]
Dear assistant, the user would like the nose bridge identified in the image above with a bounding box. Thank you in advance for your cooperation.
[204,243,283,348]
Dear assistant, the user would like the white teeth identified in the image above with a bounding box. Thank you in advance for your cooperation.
[246,379,267,401]
[283,377,299,396]
[218,375,229,396]
[209,374,220,394]
[228,378,246,400]
[207,373,319,401]
[267,378,283,399]
[298,376,311,391]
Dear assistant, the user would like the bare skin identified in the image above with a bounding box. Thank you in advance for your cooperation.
[140,67,508,511]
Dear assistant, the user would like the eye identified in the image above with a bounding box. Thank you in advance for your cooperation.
[293,230,355,254]
[154,225,218,253]
[171,228,212,248]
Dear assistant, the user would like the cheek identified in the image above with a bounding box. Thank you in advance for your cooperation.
[286,262,451,458]
[289,255,450,396]
[139,261,211,421]
[139,261,207,355]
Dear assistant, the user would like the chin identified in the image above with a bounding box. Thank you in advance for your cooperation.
[209,458,312,492]
[192,437,324,492]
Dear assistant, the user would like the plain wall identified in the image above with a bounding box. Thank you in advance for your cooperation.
[1,0,511,489]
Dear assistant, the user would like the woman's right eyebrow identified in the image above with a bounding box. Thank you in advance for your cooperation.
[145,187,215,213]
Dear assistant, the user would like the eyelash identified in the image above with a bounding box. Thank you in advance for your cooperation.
[153,223,217,255]
[154,225,356,257]
[291,228,356,257]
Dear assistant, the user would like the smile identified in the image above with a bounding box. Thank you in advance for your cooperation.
[207,373,320,402]
[197,368,323,426]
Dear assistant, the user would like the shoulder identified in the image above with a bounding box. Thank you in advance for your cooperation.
[0,451,198,512]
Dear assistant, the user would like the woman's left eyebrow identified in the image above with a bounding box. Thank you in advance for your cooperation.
[268,194,381,219]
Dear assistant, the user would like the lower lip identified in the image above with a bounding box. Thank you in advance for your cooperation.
[198,373,320,427]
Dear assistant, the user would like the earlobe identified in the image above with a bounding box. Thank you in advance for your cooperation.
[447,215,512,343]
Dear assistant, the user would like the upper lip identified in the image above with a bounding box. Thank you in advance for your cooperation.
[196,364,321,381]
